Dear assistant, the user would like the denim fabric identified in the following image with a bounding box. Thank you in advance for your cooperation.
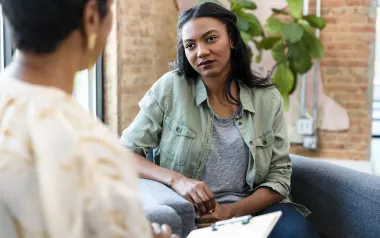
[258,203,320,238]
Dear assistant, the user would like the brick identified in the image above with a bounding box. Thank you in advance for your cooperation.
[325,0,346,7]
[321,58,368,67]
[346,102,367,110]
[346,0,363,6]
[339,94,366,101]
[354,77,370,84]
[324,43,354,50]
[323,16,338,24]
[351,25,376,33]
[324,50,368,59]
[323,25,351,33]
[362,0,371,6]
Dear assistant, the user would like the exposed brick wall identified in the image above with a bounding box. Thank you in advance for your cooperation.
[290,0,376,160]
[104,0,178,134]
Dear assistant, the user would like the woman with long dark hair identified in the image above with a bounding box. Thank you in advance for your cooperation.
[122,2,319,237]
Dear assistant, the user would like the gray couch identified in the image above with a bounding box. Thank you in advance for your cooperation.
[138,155,380,238]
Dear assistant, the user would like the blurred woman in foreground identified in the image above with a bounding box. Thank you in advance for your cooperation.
[0,0,176,237]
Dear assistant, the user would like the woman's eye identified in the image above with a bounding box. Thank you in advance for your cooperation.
[185,44,195,49]
[206,36,217,42]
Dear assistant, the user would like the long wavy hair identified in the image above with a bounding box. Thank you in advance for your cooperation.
[171,2,273,105]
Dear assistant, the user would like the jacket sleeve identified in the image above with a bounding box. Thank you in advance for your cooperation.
[120,71,174,158]
[257,90,292,198]
[121,89,165,157]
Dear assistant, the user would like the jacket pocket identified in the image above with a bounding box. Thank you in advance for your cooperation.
[160,115,196,166]
[254,130,275,184]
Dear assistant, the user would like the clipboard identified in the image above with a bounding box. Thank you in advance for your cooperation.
[187,211,282,238]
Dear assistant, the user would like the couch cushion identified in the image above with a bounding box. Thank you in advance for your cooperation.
[291,155,380,238]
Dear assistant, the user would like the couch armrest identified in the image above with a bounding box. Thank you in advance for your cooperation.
[138,179,196,238]
[290,154,380,238]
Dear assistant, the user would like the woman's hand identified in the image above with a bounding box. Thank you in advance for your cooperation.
[170,176,216,215]
[151,223,179,238]
[198,202,233,227]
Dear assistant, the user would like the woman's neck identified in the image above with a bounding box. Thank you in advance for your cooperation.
[202,73,238,104]
[7,50,78,95]
[203,76,239,118]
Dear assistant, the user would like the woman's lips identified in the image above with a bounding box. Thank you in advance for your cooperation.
[198,60,215,68]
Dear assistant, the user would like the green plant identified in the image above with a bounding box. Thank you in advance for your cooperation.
[199,0,326,109]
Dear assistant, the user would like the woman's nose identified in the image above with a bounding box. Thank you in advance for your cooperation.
[197,43,210,58]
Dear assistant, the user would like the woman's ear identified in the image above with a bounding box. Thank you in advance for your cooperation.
[229,38,235,49]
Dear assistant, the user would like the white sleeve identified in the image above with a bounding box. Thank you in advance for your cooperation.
[30,108,152,238]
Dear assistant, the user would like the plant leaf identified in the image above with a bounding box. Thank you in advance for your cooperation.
[287,0,303,19]
[293,56,312,74]
[237,15,250,31]
[241,31,252,44]
[288,62,298,94]
[282,93,290,111]
[231,1,242,11]
[287,42,313,74]
[234,10,262,36]
[300,23,324,58]
[303,14,326,30]
[231,0,257,10]
[287,42,308,61]
[265,16,285,35]
[272,8,290,15]
[272,42,286,63]
[259,36,282,50]
[283,22,304,44]
[247,14,263,37]
[272,63,294,111]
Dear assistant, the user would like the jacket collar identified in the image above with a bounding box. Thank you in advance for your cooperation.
[195,77,255,113]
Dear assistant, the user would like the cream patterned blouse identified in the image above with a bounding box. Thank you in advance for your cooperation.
[0,77,152,238]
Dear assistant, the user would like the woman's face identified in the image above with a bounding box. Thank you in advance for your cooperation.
[181,17,233,80]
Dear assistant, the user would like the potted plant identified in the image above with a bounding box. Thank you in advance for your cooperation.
[199,0,326,109]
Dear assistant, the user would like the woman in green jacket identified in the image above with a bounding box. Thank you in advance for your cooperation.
[122,2,319,238]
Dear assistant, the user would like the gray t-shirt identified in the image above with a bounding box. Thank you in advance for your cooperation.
[200,107,252,204]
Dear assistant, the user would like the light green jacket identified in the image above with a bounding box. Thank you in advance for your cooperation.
[121,70,310,216]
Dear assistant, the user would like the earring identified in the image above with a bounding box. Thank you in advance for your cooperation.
[87,33,97,69]
[88,33,97,51]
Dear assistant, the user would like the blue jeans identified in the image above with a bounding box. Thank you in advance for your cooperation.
[256,203,320,238]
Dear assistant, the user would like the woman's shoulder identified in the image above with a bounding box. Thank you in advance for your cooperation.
[0,77,68,120]
[152,69,189,87]
[247,84,282,102]
[149,69,194,98]
[0,77,105,131]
